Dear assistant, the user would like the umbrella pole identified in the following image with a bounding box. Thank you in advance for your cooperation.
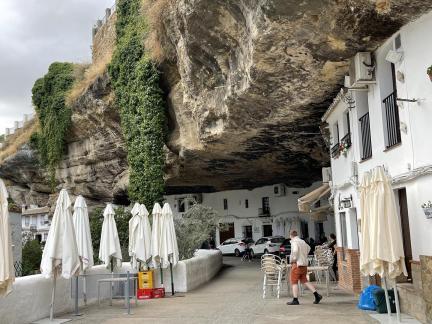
[110,259,114,306]
[382,276,392,318]
[160,262,164,286]
[170,261,174,296]
[393,281,401,322]
[50,273,57,321]
[83,270,87,306]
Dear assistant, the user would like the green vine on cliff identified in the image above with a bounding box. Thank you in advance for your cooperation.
[109,0,166,206]
[31,62,75,188]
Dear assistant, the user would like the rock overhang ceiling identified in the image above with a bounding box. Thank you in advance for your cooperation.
[2,0,432,205]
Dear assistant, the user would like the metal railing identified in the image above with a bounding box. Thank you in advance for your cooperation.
[359,113,372,160]
[340,133,351,149]
[258,207,270,217]
[14,261,22,277]
[331,143,340,158]
[383,91,401,148]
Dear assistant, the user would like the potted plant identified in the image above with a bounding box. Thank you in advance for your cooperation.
[339,140,350,157]
[421,201,432,219]
[427,65,432,81]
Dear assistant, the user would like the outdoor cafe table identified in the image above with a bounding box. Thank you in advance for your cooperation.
[284,263,331,297]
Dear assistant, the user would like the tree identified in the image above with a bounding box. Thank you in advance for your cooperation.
[89,206,132,264]
[22,239,42,276]
[175,204,224,260]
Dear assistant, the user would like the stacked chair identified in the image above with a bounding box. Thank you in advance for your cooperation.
[260,254,287,299]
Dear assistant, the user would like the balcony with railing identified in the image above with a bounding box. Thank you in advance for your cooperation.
[331,143,340,158]
[359,113,372,160]
[258,207,270,217]
[383,91,401,148]
[340,133,351,150]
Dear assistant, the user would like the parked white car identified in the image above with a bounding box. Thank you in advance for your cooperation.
[250,236,285,257]
[217,238,248,257]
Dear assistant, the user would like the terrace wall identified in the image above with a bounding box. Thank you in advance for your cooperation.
[0,250,222,324]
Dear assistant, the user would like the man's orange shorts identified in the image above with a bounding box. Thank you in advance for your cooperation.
[290,264,308,285]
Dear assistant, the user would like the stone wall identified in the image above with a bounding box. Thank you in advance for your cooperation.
[336,247,362,293]
[92,11,117,65]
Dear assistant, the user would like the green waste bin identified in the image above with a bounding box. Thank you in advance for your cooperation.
[373,288,397,314]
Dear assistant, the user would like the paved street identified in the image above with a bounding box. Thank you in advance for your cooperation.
[68,257,375,324]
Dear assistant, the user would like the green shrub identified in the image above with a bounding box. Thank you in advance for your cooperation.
[22,239,42,276]
[175,204,223,260]
[31,62,75,188]
[109,0,167,207]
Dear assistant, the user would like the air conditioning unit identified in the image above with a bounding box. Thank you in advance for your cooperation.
[348,52,376,88]
[322,167,332,183]
[273,184,286,197]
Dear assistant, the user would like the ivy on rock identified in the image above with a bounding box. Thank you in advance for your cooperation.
[31,62,75,188]
[109,0,166,207]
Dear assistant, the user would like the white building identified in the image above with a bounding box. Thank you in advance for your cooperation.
[21,205,51,243]
[322,10,432,321]
[165,182,335,246]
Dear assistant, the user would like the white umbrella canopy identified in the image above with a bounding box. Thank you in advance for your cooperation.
[140,204,152,265]
[40,189,80,279]
[99,203,122,270]
[73,195,94,271]
[151,203,163,267]
[129,203,152,269]
[0,179,14,297]
[359,166,407,279]
[160,203,179,268]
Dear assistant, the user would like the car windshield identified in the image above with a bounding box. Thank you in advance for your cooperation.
[242,238,254,244]
[282,239,291,245]
[270,237,285,243]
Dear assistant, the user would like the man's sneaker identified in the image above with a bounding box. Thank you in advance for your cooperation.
[313,293,322,304]
[287,299,300,305]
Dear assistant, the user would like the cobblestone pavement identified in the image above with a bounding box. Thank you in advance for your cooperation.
[68,257,376,324]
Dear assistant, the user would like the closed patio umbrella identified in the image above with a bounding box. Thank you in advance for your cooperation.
[40,189,80,321]
[73,195,93,305]
[99,203,122,270]
[140,204,152,266]
[0,179,14,297]
[161,203,179,295]
[151,203,163,283]
[129,203,152,270]
[359,166,407,321]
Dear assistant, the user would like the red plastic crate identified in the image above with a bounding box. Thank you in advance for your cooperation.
[137,288,153,300]
[152,288,165,298]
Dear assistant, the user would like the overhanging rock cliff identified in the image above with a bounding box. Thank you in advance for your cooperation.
[1,0,432,205]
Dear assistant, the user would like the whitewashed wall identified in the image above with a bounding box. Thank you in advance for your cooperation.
[0,250,222,324]
[326,10,432,260]
[165,183,336,246]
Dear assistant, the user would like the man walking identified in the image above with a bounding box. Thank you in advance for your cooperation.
[287,230,322,305]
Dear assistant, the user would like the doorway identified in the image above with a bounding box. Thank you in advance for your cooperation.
[398,188,413,280]
[219,223,235,243]
[263,224,273,237]
[243,225,252,239]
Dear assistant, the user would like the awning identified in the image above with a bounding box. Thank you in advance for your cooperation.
[298,183,331,213]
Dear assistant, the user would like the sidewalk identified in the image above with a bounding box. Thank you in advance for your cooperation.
[66,257,376,324]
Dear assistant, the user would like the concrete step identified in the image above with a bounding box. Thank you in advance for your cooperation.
[397,283,428,323]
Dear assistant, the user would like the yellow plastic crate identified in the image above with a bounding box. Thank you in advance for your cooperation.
[138,271,154,289]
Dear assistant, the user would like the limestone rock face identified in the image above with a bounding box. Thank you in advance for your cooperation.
[1,0,432,204]
[161,0,432,192]
[0,73,128,207]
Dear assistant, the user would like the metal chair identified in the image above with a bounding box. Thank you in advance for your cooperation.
[260,254,287,299]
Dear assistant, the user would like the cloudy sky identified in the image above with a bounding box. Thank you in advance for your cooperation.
[0,0,114,134]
